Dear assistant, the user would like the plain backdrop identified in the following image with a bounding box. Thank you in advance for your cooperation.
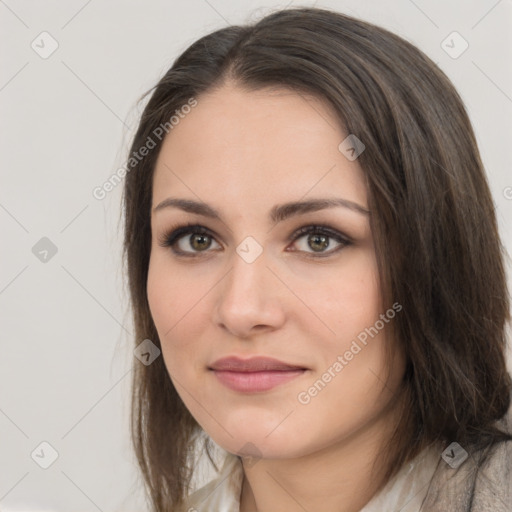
[1,0,511,510]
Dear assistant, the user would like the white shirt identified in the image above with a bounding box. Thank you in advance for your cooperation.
[184,443,442,512]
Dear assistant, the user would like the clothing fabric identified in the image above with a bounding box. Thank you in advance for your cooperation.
[183,406,512,511]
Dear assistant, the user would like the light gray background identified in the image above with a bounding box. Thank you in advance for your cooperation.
[1,0,511,510]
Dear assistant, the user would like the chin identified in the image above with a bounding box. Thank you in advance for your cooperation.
[205,420,313,461]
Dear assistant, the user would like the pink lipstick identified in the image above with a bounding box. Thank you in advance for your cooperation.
[209,356,307,392]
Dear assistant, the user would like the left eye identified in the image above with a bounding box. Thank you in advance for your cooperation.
[288,225,351,256]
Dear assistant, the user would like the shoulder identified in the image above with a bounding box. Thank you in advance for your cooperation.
[422,402,512,512]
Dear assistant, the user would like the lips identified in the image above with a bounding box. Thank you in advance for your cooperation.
[209,356,308,392]
[209,356,306,372]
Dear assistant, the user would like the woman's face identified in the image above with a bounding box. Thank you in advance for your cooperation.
[147,83,405,460]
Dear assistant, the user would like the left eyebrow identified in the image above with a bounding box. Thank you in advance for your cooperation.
[270,198,369,222]
[152,197,370,223]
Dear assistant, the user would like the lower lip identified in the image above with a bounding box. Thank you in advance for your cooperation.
[211,369,306,392]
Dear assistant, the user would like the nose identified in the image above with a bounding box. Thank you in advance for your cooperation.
[213,248,286,339]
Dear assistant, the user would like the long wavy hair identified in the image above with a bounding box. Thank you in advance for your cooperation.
[122,7,512,511]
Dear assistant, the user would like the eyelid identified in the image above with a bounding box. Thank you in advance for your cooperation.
[287,224,350,244]
[156,223,221,255]
[286,224,351,257]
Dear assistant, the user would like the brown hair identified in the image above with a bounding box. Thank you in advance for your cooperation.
[122,7,512,510]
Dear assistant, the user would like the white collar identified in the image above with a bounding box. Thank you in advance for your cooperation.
[185,443,441,512]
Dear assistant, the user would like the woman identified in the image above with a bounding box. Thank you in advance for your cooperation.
[123,7,512,511]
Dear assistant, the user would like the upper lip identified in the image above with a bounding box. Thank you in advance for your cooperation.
[209,356,307,372]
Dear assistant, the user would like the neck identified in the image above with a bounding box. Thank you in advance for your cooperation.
[239,396,403,512]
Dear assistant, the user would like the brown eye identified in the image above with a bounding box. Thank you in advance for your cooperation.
[187,233,213,251]
[306,233,330,252]
[158,224,221,256]
[289,225,351,257]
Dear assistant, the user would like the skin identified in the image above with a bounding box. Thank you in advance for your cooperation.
[147,82,406,512]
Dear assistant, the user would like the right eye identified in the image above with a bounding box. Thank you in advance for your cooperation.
[158,223,222,257]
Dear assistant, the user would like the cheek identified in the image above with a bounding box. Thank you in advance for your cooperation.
[147,253,200,330]
[147,257,175,333]
[290,250,391,395]
[146,255,213,372]
[289,249,381,342]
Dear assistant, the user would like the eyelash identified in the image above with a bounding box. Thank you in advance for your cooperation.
[157,222,352,259]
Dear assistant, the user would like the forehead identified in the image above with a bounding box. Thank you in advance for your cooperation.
[152,83,367,213]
